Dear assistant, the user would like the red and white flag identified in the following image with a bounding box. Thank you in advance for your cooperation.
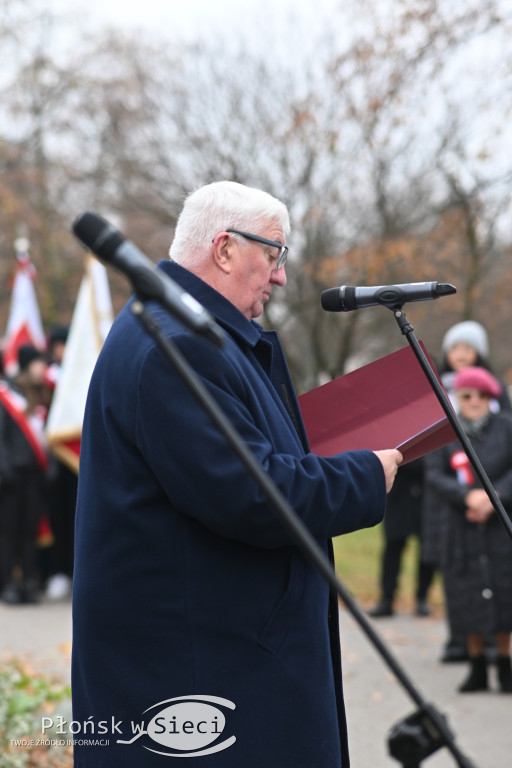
[2,238,47,376]
[45,256,114,473]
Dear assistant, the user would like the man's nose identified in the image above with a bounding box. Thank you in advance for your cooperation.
[271,265,287,286]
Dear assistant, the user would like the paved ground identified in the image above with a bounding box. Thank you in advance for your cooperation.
[340,606,510,768]
[0,596,72,682]
[1,597,509,767]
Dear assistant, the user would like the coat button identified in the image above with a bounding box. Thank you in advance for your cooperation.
[482,588,493,599]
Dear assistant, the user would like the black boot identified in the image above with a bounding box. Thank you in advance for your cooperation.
[21,580,40,604]
[440,639,469,663]
[497,656,512,694]
[368,598,393,618]
[458,655,488,693]
[415,598,431,617]
[2,581,22,605]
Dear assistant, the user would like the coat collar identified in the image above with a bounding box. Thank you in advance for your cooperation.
[158,260,309,452]
[158,259,265,349]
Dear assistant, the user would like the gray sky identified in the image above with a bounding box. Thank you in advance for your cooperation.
[49,0,341,43]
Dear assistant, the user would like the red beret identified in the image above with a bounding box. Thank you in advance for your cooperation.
[453,366,502,398]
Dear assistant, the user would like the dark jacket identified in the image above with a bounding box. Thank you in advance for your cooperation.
[384,458,424,541]
[72,261,386,768]
[424,412,512,636]
[0,388,44,483]
[422,368,511,566]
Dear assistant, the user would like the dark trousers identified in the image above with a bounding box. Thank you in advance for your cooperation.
[381,537,435,602]
[0,469,44,587]
[45,461,78,580]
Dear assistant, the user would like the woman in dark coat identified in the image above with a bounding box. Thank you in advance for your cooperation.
[425,366,512,693]
[422,320,511,662]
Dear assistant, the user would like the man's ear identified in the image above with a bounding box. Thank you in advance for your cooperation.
[212,233,233,274]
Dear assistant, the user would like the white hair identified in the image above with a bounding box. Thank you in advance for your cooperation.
[169,180,290,268]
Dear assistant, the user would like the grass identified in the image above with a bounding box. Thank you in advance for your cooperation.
[332,522,445,614]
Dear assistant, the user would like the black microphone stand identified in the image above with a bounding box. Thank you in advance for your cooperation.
[392,307,512,542]
[129,297,477,768]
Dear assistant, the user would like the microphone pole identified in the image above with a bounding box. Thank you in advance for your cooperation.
[391,306,512,543]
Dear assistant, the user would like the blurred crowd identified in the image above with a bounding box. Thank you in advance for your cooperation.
[369,320,512,695]
[0,327,77,606]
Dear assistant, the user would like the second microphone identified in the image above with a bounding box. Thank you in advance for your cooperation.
[321,282,457,312]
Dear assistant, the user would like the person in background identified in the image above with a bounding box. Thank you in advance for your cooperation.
[0,345,51,604]
[369,457,436,618]
[43,325,78,601]
[72,180,402,768]
[439,320,511,413]
[44,324,69,390]
[425,366,512,693]
[422,319,511,662]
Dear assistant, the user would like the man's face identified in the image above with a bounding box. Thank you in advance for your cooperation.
[228,223,287,320]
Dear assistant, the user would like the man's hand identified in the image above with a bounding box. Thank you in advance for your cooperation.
[373,449,403,493]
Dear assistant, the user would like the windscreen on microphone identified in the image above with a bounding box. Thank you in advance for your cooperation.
[72,211,226,348]
[321,286,356,312]
[73,212,123,259]
[73,212,169,306]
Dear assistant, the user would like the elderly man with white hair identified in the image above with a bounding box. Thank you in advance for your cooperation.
[72,180,401,768]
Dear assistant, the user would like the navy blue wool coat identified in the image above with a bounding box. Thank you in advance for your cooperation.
[72,261,386,767]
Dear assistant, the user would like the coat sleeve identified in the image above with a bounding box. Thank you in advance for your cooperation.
[133,335,386,549]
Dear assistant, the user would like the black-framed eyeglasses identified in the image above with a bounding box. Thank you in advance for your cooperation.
[226,229,288,270]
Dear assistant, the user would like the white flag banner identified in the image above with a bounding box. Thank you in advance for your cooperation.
[3,240,46,376]
[45,256,114,472]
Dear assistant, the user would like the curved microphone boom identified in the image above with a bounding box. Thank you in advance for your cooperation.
[72,212,225,348]
[321,282,456,312]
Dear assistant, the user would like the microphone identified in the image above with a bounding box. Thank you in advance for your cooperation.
[321,281,456,312]
[72,212,225,348]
